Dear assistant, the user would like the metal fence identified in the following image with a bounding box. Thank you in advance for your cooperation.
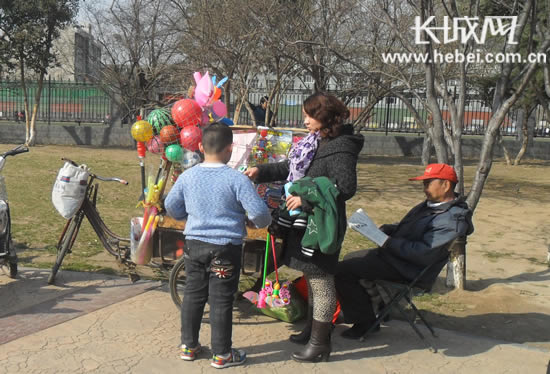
[0,78,112,124]
[234,90,550,138]
[2,80,548,138]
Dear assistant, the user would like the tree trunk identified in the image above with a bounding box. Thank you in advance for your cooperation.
[18,58,31,145]
[446,236,467,289]
[420,0,448,164]
[27,75,45,146]
[452,135,464,196]
[499,132,513,166]
[466,58,541,212]
[514,107,534,165]
[421,133,432,165]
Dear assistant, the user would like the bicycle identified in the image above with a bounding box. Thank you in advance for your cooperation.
[48,158,272,307]
[0,145,29,278]
[48,158,132,284]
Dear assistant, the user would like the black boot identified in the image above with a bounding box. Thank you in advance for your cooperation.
[291,320,332,362]
[289,305,313,344]
[341,321,380,340]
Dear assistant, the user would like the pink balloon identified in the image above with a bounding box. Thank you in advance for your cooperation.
[180,125,202,152]
[212,101,227,118]
[194,72,213,107]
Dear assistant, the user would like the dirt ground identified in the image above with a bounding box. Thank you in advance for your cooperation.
[2,145,549,350]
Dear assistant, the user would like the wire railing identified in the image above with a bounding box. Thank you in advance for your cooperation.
[235,91,550,138]
[1,80,548,137]
[0,78,112,124]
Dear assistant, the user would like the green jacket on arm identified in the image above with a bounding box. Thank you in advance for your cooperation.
[288,177,346,255]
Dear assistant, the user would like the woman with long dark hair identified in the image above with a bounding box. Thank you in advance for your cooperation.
[245,92,364,362]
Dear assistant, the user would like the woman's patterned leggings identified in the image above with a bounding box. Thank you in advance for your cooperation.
[305,272,337,323]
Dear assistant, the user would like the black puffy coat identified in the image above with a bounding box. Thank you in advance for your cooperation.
[380,196,474,285]
[257,125,364,274]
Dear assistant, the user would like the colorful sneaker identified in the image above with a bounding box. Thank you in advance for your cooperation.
[180,344,201,361]
[211,348,246,369]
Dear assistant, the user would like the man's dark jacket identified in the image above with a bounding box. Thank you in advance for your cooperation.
[380,196,474,285]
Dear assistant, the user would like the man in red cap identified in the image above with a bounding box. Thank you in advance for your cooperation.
[334,163,474,339]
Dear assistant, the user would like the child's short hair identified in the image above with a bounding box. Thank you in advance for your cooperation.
[201,122,233,154]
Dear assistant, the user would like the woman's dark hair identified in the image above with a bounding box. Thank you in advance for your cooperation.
[303,92,350,137]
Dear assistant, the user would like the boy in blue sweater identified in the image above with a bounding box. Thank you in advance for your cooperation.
[165,122,271,369]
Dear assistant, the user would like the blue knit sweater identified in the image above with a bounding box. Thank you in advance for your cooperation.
[164,163,271,245]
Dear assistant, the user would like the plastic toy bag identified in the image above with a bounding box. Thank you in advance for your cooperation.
[130,216,155,265]
[243,282,307,323]
[51,162,89,219]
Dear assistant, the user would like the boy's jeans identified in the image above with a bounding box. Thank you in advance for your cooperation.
[181,239,242,355]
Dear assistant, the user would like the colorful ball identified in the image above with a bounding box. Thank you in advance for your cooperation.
[131,120,153,142]
[159,125,180,145]
[171,99,202,128]
[146,135,164,154]
[180,125,202,152]
[165,144,184,162]
[182,151,201,169]
[147,108,173,134]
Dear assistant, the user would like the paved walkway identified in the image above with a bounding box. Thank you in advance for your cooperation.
[1,268,549,373]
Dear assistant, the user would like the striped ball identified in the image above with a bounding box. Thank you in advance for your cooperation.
[147,108,173,135]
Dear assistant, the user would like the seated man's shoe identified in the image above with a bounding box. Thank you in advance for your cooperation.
[341,322,380,340]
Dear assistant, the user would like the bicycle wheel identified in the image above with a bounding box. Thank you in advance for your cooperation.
[169,255,186,309]
[48,214,83,284]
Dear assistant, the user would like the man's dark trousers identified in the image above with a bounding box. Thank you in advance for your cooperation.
[181,239,242,355]
[335,248,407,325]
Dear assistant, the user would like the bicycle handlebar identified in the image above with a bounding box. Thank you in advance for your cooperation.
[1,145,29,157]
[95,175,129,185]
[61,158,129,185]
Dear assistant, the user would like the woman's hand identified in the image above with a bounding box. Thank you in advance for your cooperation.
[243,167,259,181]
[286,195,302,211]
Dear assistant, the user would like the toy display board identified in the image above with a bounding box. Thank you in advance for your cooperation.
[247,127,293,167]
[230,126,294,210]
[227,130,258,171]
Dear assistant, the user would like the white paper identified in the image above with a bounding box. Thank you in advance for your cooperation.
[348,209,389,247]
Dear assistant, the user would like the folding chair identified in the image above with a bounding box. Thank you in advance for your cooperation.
[359,237,466,353]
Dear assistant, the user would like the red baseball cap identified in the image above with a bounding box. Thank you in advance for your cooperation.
[409,163,458,183]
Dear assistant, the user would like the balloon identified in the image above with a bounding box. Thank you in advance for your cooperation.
[182,150,201,169]
[180,125,202,152]
[193,71,202,85]
[220,117,234,126]
[216,76,228,88]
[159,125,180,144]
[146,135,164,154]
[171,99,202,128]
[165,144,184,162]
[211,87,222,102]
[194,72,213,107]
[211,101,227,118]
[131,120,153,142]
[147,108,173,134]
